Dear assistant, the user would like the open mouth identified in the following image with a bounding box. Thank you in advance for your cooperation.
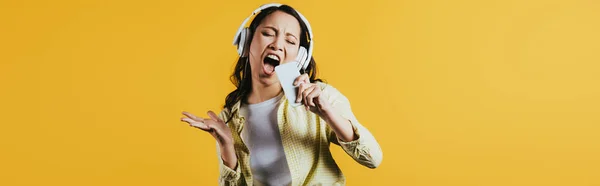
[263,54,280,75]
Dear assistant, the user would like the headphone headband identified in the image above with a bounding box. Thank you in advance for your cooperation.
[232,3,314,71]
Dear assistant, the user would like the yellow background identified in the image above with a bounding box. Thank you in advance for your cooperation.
[1,0,599,185]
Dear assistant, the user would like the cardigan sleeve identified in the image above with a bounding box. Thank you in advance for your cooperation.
[216,110,243,185]
[320,82,384,169]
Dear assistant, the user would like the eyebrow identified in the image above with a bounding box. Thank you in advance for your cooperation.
[263,26,298,41]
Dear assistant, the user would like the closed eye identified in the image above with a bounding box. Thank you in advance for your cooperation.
[262,31,274,37]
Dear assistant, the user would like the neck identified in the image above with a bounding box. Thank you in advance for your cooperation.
[247,79,282,105]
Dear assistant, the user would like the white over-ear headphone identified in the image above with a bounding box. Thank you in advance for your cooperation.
[232,3,314,72]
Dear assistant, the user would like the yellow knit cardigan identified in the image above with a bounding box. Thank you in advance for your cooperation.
[215,82,383,186]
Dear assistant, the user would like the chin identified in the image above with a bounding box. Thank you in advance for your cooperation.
[258,74,279,86]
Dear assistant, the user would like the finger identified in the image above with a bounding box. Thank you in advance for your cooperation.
[293,74,304,86]
[193,123,211,131]
[293,73,309,86]
[181,117,210,130]
[182,111,204,122]
[303,85,316,107]
[302,74,310,83]
[207,111,222,123]
[296,83,307,103]
[306,87,321,107]
[316,96,330,113]
[314,94,325,108]
[181,117,196,124]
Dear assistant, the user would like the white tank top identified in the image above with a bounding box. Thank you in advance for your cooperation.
[239,92,291,186]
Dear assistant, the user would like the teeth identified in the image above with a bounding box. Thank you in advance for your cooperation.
[267,54,280,61]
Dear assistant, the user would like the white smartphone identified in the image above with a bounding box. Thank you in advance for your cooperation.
[275,61,303,107]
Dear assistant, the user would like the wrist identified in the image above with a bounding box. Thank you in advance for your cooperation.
[220,143,236,157]
[321,109,358,142]
[220,145,237,169]
[320,109,337,123]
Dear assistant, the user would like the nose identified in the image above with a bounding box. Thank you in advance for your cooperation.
[268,37,284,52]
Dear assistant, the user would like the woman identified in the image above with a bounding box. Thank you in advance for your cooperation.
[180,3,383,186]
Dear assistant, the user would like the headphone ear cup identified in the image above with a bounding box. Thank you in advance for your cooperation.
[297,47,308,68]
[242,28,253,57]
[238,29,247,57]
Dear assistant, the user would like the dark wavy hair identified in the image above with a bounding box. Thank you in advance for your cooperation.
[224,5,323,123]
